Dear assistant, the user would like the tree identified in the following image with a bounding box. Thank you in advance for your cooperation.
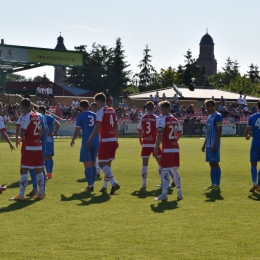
[221,57,240,86]
[247,63,260,83]
[33,73,50,82]
[137,45,156,92]
[6,73,27,82]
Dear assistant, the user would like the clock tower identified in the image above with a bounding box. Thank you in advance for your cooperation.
[196,31,217,77]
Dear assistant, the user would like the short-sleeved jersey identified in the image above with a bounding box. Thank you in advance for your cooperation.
[76,111,99,147]
[16,115,22,127]
[248,113,260,148]
[205,112,223,148]
[0,116,6,132]
[158,115,182,151]
[21,112,42,150]
[96,106,118,142]
[46,114,55,134]
[137,114,158,147]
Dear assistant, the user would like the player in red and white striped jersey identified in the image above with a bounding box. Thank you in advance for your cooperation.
[137,101,162,188]
[87,92,120,195]
[154,101,183,201]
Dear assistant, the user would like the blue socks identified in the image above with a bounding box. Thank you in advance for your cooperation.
[45,159,54,173]
[215,167,221,186]
[91,167,97,182]
[85,168,93,187]
[251,166,257,184]
[210,169,216,185]
[258,170,260,186]
[50,159,54,173]
[29,169,37,189]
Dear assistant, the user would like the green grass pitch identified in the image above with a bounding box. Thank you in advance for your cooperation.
[0,137,259,259]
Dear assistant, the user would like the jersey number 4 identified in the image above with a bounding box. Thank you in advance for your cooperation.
[255,118,260,129]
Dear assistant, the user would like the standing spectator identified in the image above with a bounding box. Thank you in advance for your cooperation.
[220,96,225,105]
[238,95,244,106]
[42,85,47,100]
[72,98,78,109]
[105,89,113,106]
[44,98,50,111]
[22,87,30,99]
[162,93,167,101]
[187,104,194,115]
[47,84,54,105]
[67,105,72,117]
[211,96,215,100]
[55,103,62,118]
[149,94,155,103]
[173,94,179,105]
[243,104,251,116]
[243,95,247,105]
[36,85,43,100]
[60,102,68,118]
[122,101,128,109]
[154,91,159,105]
[36,97,42,106]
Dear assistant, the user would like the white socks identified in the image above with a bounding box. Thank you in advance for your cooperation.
[19,174,28,197]
[161,169,170,195]
[102,165,117,187]
[141,166,147,185]
[36,172,45,194]
[172,167,182,196]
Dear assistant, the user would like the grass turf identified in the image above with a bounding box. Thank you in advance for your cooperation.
[0,137,259,259]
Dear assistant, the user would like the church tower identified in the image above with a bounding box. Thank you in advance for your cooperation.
[196,31,217,77]
[54,33,67,84]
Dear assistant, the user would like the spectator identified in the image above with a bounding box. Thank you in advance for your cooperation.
[154,91,159,105]
[72,98,78,109]
[42,85,47,100]
[22,87,29,98]
[36,84,43,100]
[238,95,244,106]
[220,96,225,105]
[187,104,194,115]
[184,116,190,123]
[3,113,10,122]
[129,106,138,121]
[162,93,167,101]
[201,103,207,114]
[218,103,225,115]
[44,98,50,111]
[243,95,247,106]
[122,101,128,109]
[173,94,179,105]
[67,105,72,117]
[36,97,42,106]
[105,89,113,106]
[222,105,230,117]
[179,105,186,116]
[211,96,215,100]
[149,94,155,103]
[243,104,251,116]
[124,89,130,100]
[55,103,62,118]
[47,84,54,105]
[252,106,258,114]
[60,102,68,118]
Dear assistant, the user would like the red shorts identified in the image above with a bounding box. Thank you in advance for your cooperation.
[161,152,180,169]
[98,141,118,162]
[141,147,162,158]
[21,150,44,169]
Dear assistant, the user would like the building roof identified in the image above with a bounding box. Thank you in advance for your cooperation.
[56,84,96,96]
[55,34,67,50]
[200,33,214,45]
[130,85,259,101]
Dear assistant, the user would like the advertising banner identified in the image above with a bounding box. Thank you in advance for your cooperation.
[0,45,83,67]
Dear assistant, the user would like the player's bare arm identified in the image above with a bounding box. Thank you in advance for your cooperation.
[71,127,80,147]
[52,120,60,136]
[176,132,182,141]
[16,125,21,148]
[154,132,163,157]
[1,131,15,151]
[138,130,143,146]
[202,139,206,152]
[244,126,251,140]
[212,125,222,152]
[86,123,101,147]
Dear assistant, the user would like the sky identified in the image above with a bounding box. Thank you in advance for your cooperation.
[1,0,260,82]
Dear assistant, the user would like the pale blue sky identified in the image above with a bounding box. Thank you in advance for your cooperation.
[1,0,259,82]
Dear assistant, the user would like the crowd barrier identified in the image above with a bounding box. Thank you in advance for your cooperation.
[4,121,248,137]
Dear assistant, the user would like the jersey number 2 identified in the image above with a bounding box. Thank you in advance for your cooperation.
[169,125,178,139]
[33,121,41,136]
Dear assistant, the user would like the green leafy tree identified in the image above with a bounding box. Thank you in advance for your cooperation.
[247,63,260,83]
[137,45,156,92]
[221,57,240,85]
[6,73,27,82]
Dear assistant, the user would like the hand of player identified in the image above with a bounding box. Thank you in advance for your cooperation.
[48,132,54,137]
[16,139,20,148]
[9,143,15,151]
[202,146,205,152]
[211,146,217,153]
[86,139,90,147]
[154,148,158,157]
[70,140,75,147]
[246,135,250,140]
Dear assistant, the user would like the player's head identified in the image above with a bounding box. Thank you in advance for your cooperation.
[94,92,106,108]
[146,101,154,113]
[160,101,171,115]
[20,98,31,113]
[39,105,46,115]
[90,102,98,113]
[79,100,89,111]
[257,100,260,110]
[205,99,215,114]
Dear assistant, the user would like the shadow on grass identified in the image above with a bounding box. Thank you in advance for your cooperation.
[60,192,110,206]
[204,191,224,202]
[0,199,38,213]
[131,188,173,199]
[6,180,33,189]
[150,200,178,213]
[248,192,260,201]
[77,177,102,183]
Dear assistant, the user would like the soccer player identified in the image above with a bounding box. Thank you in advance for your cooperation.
[202,99,223,192]
[39,106,60,180]
[10,98,45,201]
[154,101,182,201]
[71,100,99,191]
[86,92,120,195]
[244,100,260,192]
[90,102,101,178]
[0,102,15,193]
[137,101,161,188]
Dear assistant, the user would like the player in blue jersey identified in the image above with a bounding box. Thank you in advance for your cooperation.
[71,100,99,191]
[244,100,260,192]
[39,106,60,180]
[202,99,223,192]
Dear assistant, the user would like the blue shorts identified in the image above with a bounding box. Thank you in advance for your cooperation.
[250,146,260,162]
[45,141,54,156]
[80,146,98,163]
[206,147,220,162]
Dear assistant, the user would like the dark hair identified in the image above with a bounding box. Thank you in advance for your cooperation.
[80,100,89,108]
[146,101,154,110]
[94,92,106,102]
[90,102,97,107]
[39,105,46,113]
[205,99,215,106]
[160,101,171,110]
[49,84,53,88]
[21,98,31,108]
